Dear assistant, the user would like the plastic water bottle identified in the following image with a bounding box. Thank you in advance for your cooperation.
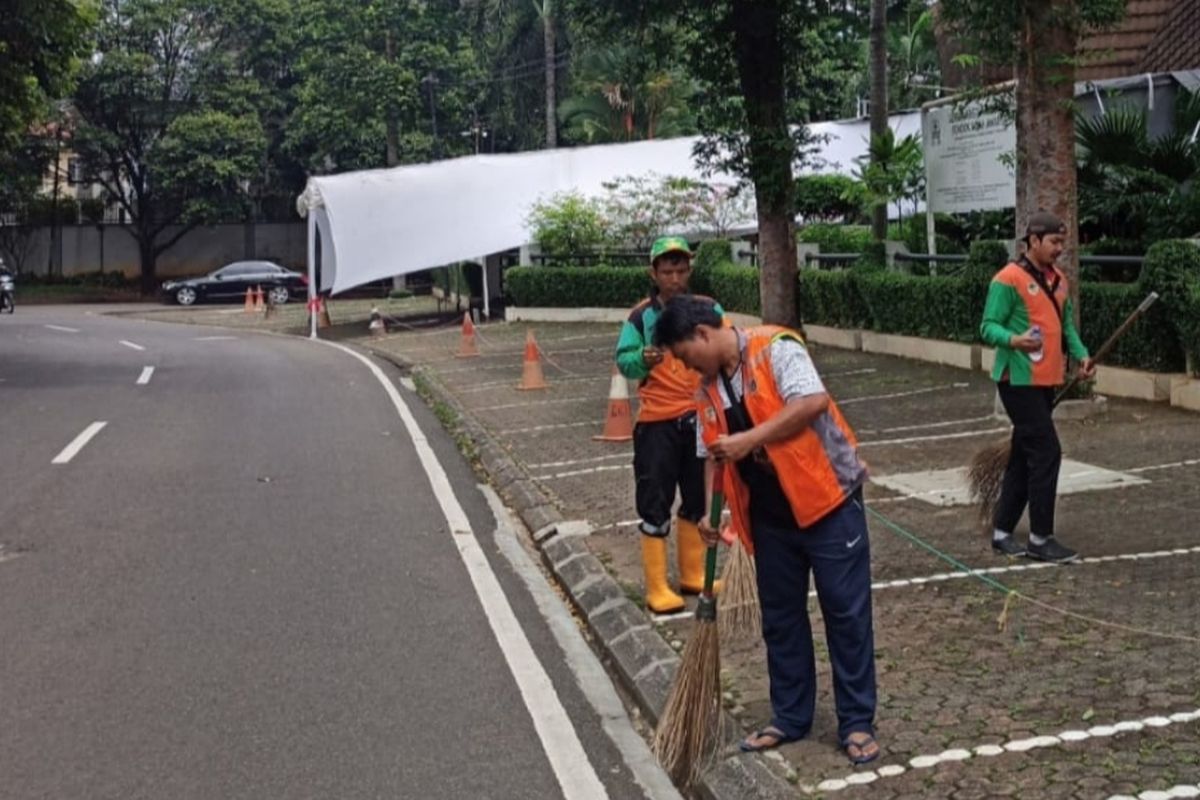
[1029,324,1044,363]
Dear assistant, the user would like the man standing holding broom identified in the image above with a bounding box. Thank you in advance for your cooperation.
[614,236,726,614]
[980,211,1095,563]
[654,295,879,765]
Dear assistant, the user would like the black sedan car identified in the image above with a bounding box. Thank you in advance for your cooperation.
[161,261,308,306]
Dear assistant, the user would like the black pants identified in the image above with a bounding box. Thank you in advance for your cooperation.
[994,383,1062,538]
[633,414,705,535]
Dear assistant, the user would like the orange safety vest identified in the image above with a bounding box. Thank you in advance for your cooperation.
[993,261,1072,386]
[697,327,866,553]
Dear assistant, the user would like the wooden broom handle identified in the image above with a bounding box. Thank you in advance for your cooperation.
[1053,292,1159,407]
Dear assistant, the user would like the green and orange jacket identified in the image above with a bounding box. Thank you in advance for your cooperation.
[615,294,725,423]
[980,259,1089,387]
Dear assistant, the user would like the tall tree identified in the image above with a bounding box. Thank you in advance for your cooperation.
[288,0,480,172]
[0,0,96,151]
[72,0,270,294]
[868,0,888,240]
[542,0,558,147]
[573,0,820,326]
[938,0,1125,316]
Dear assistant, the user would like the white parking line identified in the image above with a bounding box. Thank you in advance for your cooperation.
[840,383,971,406]
[535,463,632,481]
[860,414,999,435]
[869,545,1200,592]
[137,367,155,386]
[1109,782,1200,800]
[824,368,879,378]
[500,420,601,435]
[52,422,108,465]
[811,709,1200,794]
[119,340,146,351]
[476,396,599,412]
[195,335,238,341]
[528,452,633,470]
[859,427,1009,447]
[1129,458,1200,474]
[458,374,608,393]
[319,341,609,800]
[44,324,80,333]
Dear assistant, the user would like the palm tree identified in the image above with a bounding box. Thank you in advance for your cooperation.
[558,46,698,144]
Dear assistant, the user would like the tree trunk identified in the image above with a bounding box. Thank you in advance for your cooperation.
[544,0,557,148]
[869,0,889,241]
[731,0,798,327]
[1016,0,1080,320]
[138,234,157,296]
[385,31,400,167]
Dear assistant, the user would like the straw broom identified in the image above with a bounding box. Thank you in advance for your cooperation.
[718,532,761,645]
[653,465,726,787]
[968,292,1160,524]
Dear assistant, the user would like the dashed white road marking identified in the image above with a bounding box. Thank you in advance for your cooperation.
[812,709,1200,794]
[44,324,80,333]
[119,339,146,351]
[318,340,609,800]
[52,422,108,465]
[1109,783,1200,800]
[136,367,155,386]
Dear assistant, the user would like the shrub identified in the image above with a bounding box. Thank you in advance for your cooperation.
[1080,282,1185,373]
[388,287,413,299]
[525,192,613,263]
[794,175,865,223]
[797,271,869,328]
[964,240,1010,283]
[854,272,988,342]
[691,239,731,297]
[505,265,649,308]
[708,263,760,316]
[797,224,874,254]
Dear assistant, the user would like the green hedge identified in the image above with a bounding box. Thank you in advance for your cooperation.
[708,263,760,316]
[505,265,650,308]
[1080,282,1185,373]
[798,224,874,254]
[797,271,868,328]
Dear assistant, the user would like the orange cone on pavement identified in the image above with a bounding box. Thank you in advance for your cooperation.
[253,286,265,312]
[243,287,255,313]
[593,367,634,442]
[456,312,480,358]
[516,329,548,390]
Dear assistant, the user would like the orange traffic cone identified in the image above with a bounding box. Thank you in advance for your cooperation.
[593,367,634,442]
[253,286,265,312]
[456,312,480,358]
[318,297,332,329]
[516,329,548,390]
[243,287,255,314]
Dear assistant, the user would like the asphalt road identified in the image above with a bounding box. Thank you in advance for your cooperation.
[0,306,675,800]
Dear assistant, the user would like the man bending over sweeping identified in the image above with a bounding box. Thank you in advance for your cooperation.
[614,237,726,614]
[980,211,1095,563]
[654,295,880,765]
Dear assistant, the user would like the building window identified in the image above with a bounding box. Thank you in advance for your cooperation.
[67,157,85,185]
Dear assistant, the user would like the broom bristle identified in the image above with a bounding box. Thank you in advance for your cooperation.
[967,439,1012,526]
[652,622,721,787]
[718,538,761,644]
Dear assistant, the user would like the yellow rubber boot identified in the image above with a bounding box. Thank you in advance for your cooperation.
[641,535,685,614]
[677,518,722,595]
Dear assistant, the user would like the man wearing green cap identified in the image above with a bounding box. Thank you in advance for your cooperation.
[614,236,726,613]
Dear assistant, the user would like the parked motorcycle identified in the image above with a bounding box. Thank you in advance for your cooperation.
[0,270,13,314]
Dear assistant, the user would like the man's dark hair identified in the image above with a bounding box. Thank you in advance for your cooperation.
[654,295,722,348]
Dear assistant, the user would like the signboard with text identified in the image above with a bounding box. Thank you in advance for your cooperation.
[922,102,1015,214]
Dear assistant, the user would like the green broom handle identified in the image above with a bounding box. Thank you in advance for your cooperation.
[1052,291,1158,408]
[704,466,725,596]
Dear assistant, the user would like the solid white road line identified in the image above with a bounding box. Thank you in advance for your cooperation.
[137,367,155,386]
[52,422,108,465]
[319,341,609,800]
[119,340,146,351]
[44,324,80,333]
[482,486,684,800]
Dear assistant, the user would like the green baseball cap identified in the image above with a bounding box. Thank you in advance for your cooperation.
[649,236,693,263]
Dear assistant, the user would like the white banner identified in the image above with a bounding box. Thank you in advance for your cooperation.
[922,102,1015,214]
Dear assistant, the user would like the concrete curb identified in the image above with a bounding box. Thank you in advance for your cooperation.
[363,343,797,799]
